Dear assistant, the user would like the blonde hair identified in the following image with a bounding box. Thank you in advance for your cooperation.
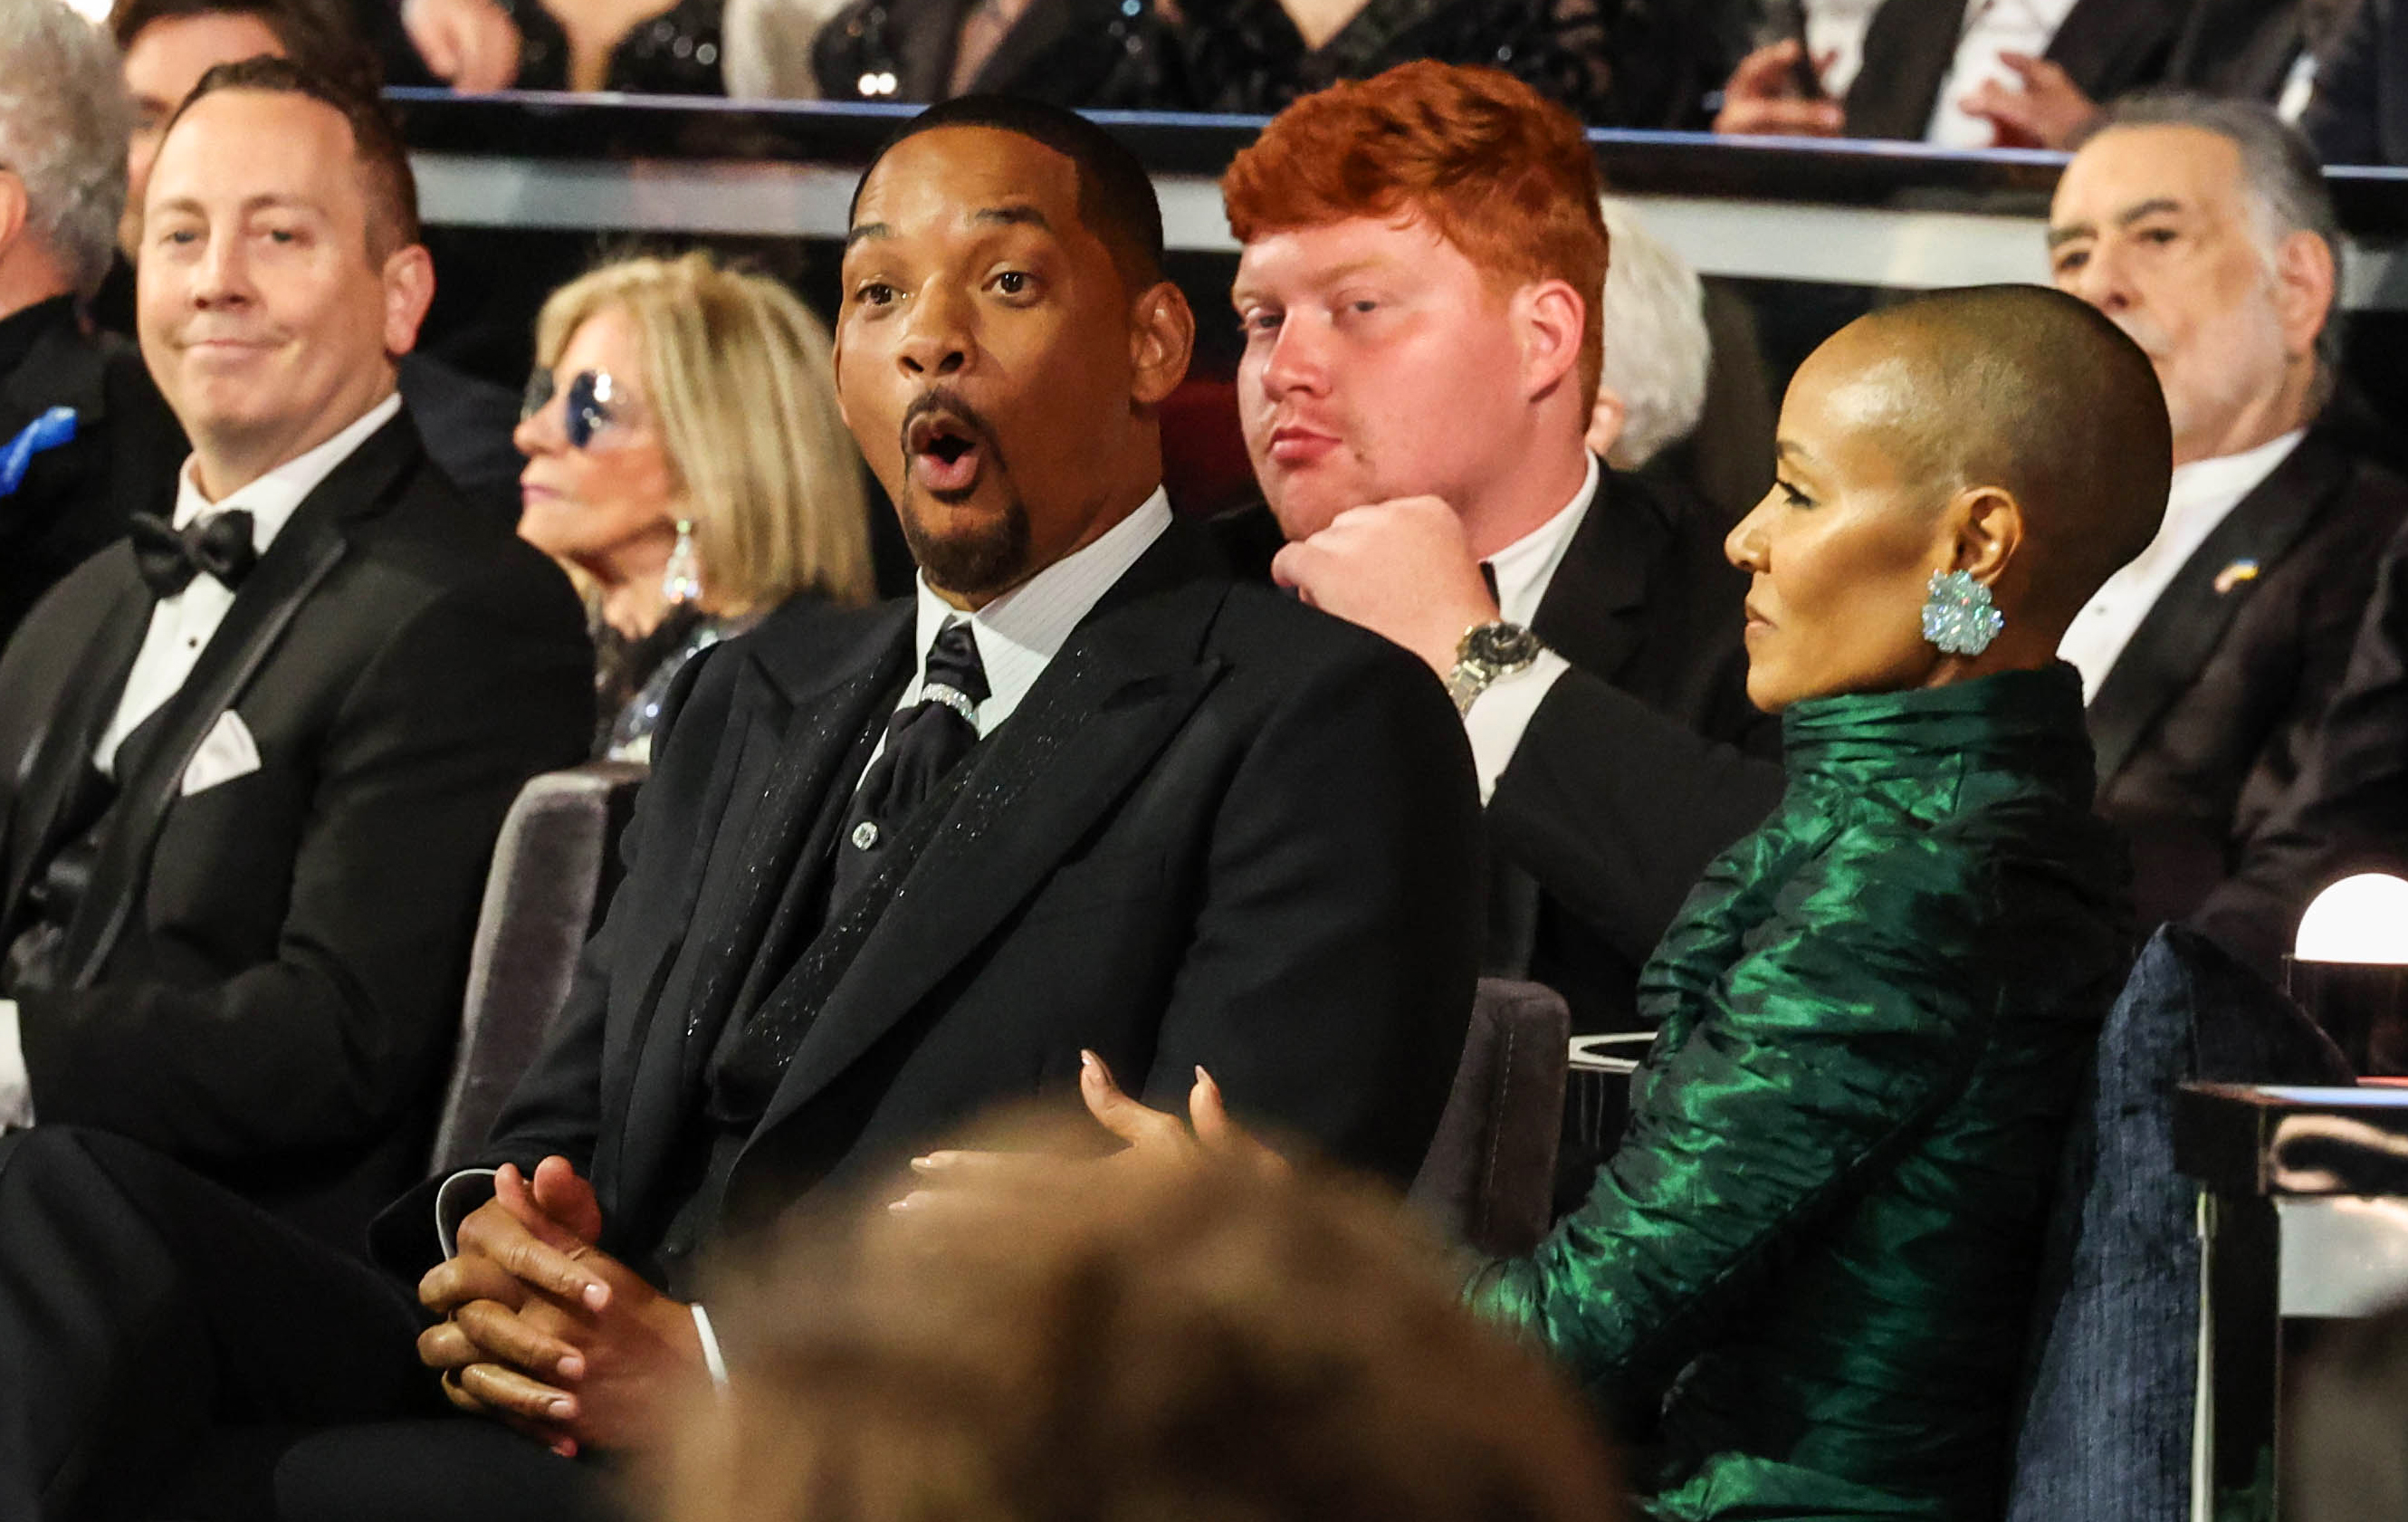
[534,252,874,615]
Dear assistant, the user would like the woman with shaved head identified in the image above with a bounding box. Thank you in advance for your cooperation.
[1055,283,2172,1521]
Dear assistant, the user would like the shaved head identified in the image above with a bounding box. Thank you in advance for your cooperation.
[1823,285,2172,626]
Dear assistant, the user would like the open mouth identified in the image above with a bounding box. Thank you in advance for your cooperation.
[905,409,989,500]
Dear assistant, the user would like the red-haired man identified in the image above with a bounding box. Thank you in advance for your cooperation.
[1220,61,1782,1036]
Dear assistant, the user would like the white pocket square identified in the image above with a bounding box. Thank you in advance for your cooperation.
[180,709,261,797]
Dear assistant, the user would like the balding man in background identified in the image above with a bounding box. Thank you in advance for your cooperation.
[0,0,186,648]
[2048,93,2408,953]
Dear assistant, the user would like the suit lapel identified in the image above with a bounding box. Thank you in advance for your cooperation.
[0,316,109,445]
[56,416,421,986]
[2045,0,2185,99]
[1528,462,1662,683]
[747,524,1232,1138]
[0,561,150,922]
[597,602,912,1181]
[2088,430,2348,789]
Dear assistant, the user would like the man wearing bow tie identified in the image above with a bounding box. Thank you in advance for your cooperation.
[0,56,588,1249]
[0,0,189,650]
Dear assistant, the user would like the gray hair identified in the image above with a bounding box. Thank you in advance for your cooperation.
[2078,91,2343,377]
[0,0,130,299]
[1596,199,1711,469]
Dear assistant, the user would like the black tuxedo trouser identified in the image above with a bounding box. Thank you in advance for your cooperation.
[0,1127,619,1522]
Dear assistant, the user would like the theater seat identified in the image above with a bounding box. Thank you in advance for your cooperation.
[2006,924,2353,1522]
[1408,979,1572,1259]
[426,762,645,1176]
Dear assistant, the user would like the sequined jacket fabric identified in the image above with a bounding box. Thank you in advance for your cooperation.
[1473,665,2134,1520]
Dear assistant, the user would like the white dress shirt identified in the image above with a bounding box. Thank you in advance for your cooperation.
[433,486,1177,1389]
[2058,429,2305,701]
[1800,0,1888,101]
[0,391,404,1130]
[1924,0,2082,148]
[1460,455,1599,803]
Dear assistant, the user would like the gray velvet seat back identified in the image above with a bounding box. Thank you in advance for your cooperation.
[2006,924,2353,1522]
[1408,978,1572,1259]
[427,762,646,1176]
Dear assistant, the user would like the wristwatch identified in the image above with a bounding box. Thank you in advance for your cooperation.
[1445,620,1546,715]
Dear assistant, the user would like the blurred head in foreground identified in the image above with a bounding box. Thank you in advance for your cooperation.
[655,1145,1622,1522]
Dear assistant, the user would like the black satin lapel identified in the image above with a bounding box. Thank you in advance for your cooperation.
[1,562,150,920]
[1845,0,1962,140]
[2088,438,2348,787]
[61,527,347,986]
[1530,469,1659,681]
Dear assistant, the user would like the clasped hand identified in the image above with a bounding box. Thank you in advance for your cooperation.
[416,1155,706,1458]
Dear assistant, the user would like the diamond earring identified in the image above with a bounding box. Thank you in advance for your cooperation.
[1921,570,2003,656]
[662,517,702,607]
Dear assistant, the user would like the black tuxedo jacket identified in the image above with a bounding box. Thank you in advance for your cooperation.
[1488,466,1778,1032]
[1844,0,2192,139]
[0,299,185,653]
[2090,420,2408,929]
[370,517,1483,1286]
[0,413,592,1249]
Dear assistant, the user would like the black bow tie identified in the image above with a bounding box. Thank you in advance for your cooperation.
[129,510,259,598]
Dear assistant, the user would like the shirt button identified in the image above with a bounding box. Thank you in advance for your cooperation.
[851,820,880,850]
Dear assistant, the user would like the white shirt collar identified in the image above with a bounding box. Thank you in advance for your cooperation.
[2056,427,2306,700]
[1482,453,1601,627]
[172,391,404,552]
[905,488,1174,736]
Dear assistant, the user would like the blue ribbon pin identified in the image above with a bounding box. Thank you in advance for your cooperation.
[0,407,78,498]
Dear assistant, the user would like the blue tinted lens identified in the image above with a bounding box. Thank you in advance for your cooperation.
[565,370,617,450]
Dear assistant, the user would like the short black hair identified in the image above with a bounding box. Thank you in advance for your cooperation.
[848,95,1166,291]
[164,53,419,258]
[109,0,383,99]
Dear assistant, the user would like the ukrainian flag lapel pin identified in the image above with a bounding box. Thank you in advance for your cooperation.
[2213,559,2260,595]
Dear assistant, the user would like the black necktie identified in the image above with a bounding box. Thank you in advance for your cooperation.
[832,618,990,903]
[129,510,257,599]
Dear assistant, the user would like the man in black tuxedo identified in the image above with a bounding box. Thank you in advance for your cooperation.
[2048,95,2408,943]
[0,58,589,1251]
[0,0,188,650]
[0,94,1479,1519]
[1213,62,1778,1036]
[2306,0,2408,165]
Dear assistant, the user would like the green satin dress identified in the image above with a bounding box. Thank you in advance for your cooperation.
[1472,665,2133,1521]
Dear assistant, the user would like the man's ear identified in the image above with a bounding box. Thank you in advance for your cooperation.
[1514,277,1586,403]
[1128,280,1195,408]
[0,170,28,263]
[379,242,436,358]
[1948,483,2025,586]
[2271,228,2337,365]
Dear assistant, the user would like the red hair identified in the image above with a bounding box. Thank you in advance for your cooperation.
[1223,62,1609,408]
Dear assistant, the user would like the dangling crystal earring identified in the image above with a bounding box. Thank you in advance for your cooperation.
[662,517,702,607]
[1921,570,2003,656]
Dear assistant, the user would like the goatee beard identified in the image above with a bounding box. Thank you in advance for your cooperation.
[903,493,1032,601]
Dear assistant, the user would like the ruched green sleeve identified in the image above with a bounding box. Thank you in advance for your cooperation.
[1470,814,2002,1415]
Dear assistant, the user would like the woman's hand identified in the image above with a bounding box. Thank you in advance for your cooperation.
[894,1052,1281,1214]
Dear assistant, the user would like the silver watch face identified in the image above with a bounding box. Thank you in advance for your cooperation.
[1463,622,1543,668]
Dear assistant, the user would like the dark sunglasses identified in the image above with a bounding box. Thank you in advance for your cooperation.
[520,368,626,449]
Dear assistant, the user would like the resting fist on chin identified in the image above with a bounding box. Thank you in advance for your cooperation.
[1270,497,1498,677]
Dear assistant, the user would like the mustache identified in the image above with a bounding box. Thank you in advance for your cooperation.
[2107,310,2171,360]
[900,388,1003,459]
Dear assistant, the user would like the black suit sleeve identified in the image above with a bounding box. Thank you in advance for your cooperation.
[16,554,591,1167]
[1487,668,1785,970]
[1140,641,1484,1188]
[2193,519,2408,973]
